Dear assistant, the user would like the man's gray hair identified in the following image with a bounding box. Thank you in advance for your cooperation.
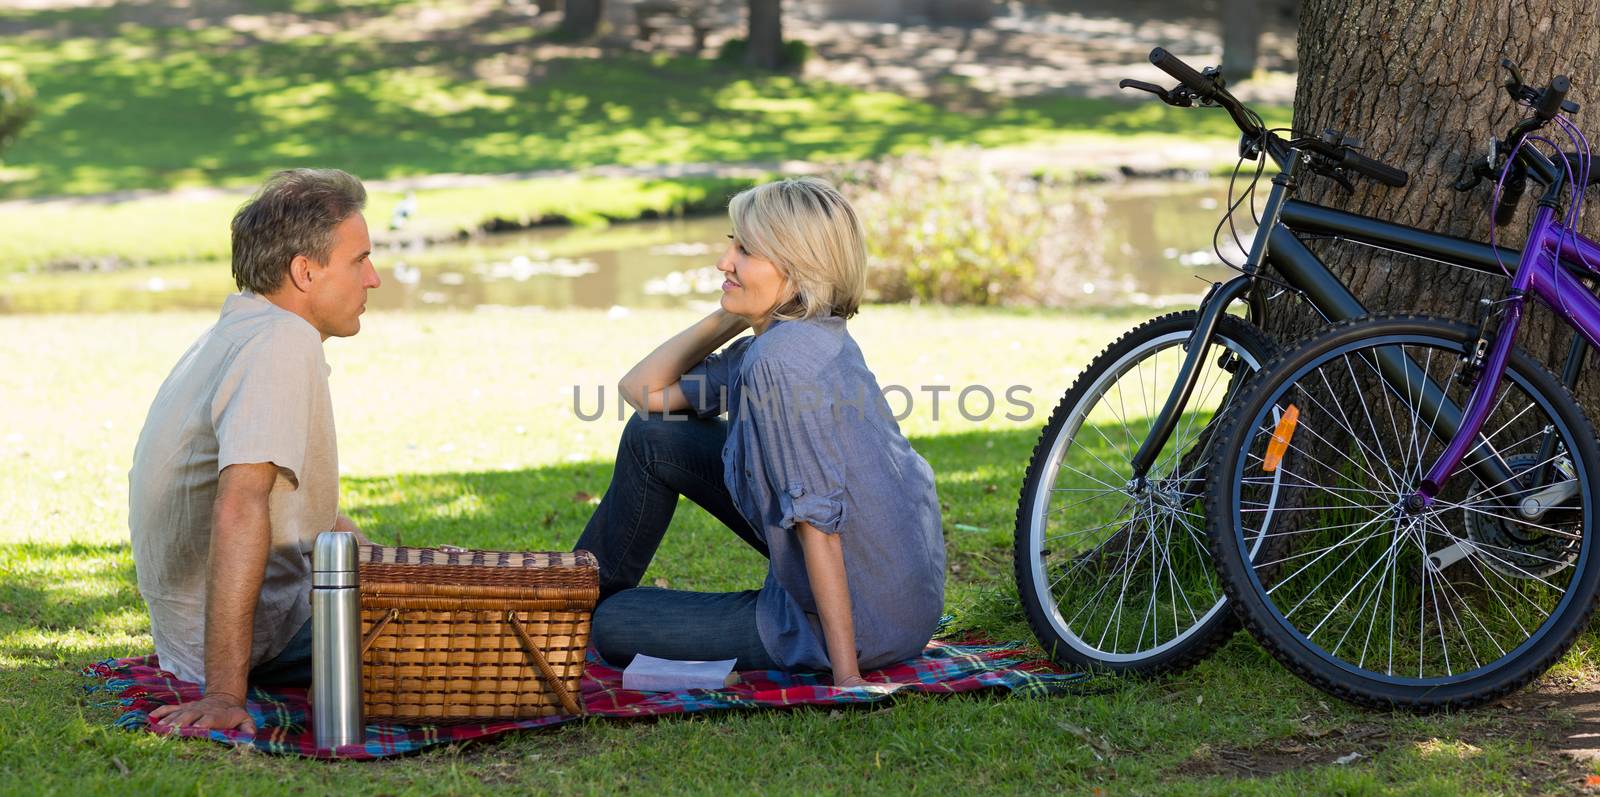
[230,168,367,294]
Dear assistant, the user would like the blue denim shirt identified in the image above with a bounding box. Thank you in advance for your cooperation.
[682,316,946,671]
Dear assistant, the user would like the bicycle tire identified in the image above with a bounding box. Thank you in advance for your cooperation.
[1205,313,1600,709]
[1015,310,1277,675]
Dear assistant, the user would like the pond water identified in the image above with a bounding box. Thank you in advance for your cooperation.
[0,180,1250,315]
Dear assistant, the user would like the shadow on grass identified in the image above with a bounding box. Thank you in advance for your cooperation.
[0,540,144,668]
[0,416,1215,664]
[0,424,1045,664]
[0,3,1289,199]
[338,424,1042,547]
[4,420,1597,793]
[0,541,139,634]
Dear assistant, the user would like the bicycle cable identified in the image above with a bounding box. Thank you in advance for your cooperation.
[1213,114,1273,270]
[1488,122,1595,323]
[1549,115,1594,322]
[1206,121,1304,300]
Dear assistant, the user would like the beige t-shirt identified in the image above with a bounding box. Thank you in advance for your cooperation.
[128,292,339,685]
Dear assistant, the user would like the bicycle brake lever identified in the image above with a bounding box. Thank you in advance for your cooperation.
[1501,58,1528,97]
[1452,139,1501,192]
[1118,79,1189,106]
[1327,168,1356,194]
[1452,165,1484,192]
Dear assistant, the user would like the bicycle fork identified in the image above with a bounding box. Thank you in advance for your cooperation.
[1415,205,1592,517]
[1128,152,1306,486]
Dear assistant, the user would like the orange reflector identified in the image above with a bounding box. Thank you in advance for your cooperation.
[1262,404,1300,473]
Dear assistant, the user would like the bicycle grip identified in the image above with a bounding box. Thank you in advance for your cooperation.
[1537,75,1571,121]
[1339,150,1409,187]
[1149,47,1216,99]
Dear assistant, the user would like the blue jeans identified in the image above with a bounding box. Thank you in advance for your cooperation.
[576,412,782,670]
[248,617,313,687]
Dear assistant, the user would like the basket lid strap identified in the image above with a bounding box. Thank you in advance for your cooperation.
[360,608,400,657]
[505,611,583,716]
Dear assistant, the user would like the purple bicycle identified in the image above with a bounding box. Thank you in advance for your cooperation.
[1205,64,1600,708]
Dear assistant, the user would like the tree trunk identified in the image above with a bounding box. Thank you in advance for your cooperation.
[559,0,603,38]
[746,0,784,69]
[1221,0,1263,82]
[1270,0,1600,405]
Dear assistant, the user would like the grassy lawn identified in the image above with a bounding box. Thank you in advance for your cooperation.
[2,305,1594,794]
[0,0,1291,272]
[0,2,1278,199]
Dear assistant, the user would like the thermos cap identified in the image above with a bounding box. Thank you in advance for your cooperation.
[312,530,359,574]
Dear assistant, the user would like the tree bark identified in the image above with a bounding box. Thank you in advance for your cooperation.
[746,0,784,69]
[1273,0,1600,404]
[559,0,603,38]
[1221,0,1263,81]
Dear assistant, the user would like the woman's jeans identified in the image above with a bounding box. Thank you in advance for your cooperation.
[575,412,782,671]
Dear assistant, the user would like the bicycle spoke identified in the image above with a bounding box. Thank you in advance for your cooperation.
[1213,320,1596,700]
[1021,316,1276,670]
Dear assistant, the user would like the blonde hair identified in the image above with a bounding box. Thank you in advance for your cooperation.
[728,176,867,321]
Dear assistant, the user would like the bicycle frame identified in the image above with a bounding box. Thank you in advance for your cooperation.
[1127,145,1594,499]
[1417,202,1600,504]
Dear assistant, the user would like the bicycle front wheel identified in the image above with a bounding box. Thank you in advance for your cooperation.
[1015,310,1277,675]
[1206,314,1600,709]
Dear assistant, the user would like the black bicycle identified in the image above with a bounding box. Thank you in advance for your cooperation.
[1014,47,1551,675]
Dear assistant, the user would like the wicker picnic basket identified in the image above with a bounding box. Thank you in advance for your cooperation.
[355,544,599,722]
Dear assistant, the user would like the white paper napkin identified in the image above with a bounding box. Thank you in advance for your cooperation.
[621,654,738,692]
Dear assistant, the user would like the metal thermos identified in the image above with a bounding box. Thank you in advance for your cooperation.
[312,531,363,749]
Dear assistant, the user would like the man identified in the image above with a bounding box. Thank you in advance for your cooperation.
[128,168,381,733]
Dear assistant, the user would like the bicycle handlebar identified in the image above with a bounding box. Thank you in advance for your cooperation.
[1135,48,1408,188]
[1536,75,1572,121]
[1340,149,1410,187]
[1468,68,1585,224]
[1149,47,1217,100]
[1142,48,1267,144]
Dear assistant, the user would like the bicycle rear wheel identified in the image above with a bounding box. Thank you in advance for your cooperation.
[1015,311,1277,675]
[1206,314,1600,709]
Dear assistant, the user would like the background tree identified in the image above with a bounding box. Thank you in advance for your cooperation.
[559,0,603,38]
[745,0,783,69]
[1222,0,1298,82]
[0,64,35,158]
[1220,0,1262,80]
[1268,0,1600,401]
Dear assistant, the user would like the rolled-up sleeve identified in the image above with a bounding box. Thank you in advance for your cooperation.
[745,358,849,534]
[680,336,752,419]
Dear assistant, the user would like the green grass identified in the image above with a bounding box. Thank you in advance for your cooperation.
[0,305,1590,794]
[0,0,1290,272]
[0,21,1282,199]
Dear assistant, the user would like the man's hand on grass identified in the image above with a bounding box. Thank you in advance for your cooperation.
[149,692,256,734]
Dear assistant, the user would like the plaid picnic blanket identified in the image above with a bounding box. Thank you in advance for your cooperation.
[83,638,1084,760]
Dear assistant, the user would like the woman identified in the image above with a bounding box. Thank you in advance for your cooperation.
[574,177,945,686]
